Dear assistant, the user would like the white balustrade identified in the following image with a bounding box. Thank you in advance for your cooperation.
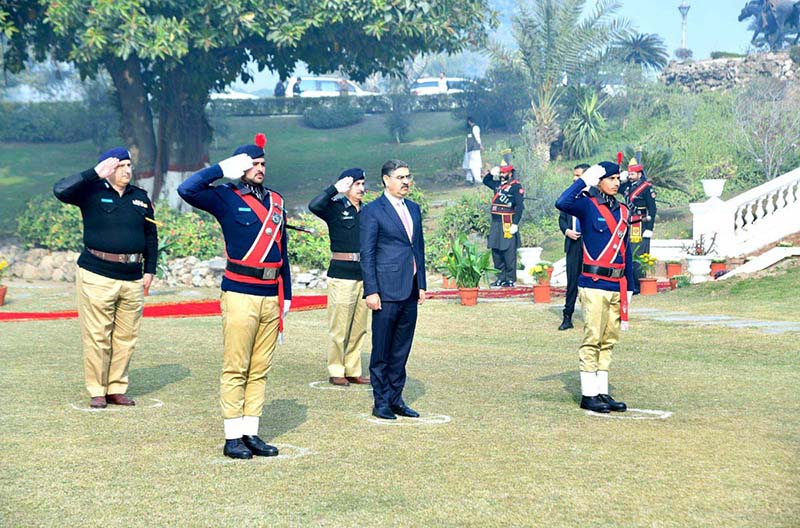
[690,167,800,257]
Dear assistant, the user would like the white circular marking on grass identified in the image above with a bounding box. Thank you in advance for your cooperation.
[360,412,452,426]
[308,380,373,392]
[211,443,316,464]
[69,398,164,412]
[584,408,673,420]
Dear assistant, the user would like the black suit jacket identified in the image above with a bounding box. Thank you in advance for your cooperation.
[558,210,582,254]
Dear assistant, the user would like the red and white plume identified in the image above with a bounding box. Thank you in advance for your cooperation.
[617,151,623,166]
[254,133,267,149]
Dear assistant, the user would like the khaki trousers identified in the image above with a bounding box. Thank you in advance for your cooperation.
[578,287,621,372]
[326,278,369,377]
[220,291,280,420]
[76,267,144,397]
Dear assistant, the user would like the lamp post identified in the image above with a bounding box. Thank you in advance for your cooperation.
[678,1,690,50]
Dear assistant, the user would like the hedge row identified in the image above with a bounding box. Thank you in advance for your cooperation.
[0,101,120,143]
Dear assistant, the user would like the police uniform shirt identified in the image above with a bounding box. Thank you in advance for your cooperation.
[53,168,158,281]
[308,185,362,281]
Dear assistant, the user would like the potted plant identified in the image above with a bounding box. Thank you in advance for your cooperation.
[634,252,659,295]
[682,233,717,283]
[528,263,553,303]
[710,257,727,278]
[665,260,683,279]
[0,258,8,306]
[444,235,496,306]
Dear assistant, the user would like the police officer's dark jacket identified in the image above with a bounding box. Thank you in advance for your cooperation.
[620,176,656,231]
[178,165,292,300]
[53,168,158,281]
[555,179,634,293]
[308,185,362,281]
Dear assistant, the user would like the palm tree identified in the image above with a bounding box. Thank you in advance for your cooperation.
[612,32,669,71]
[623,145,689,193]
[563,92,607,159]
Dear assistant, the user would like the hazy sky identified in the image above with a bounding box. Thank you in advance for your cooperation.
[616,0,754,59]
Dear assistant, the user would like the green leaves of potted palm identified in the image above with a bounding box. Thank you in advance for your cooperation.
[444,235,496,306]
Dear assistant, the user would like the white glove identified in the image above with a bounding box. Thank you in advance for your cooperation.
[627,291,633,304]
[218,153,253,179]
[282,299,292,318]
[580,164,604,187]
[490,166,500,177]
[334,177,353,194]
[620,170,629,183]
[642,230,653,238]
[509,224,519,235]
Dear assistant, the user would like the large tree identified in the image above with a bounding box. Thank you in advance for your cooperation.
[3,0,494,206]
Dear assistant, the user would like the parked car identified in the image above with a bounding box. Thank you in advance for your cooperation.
[409,76,474,96]
[209,90,259,100]
[285,76,379,98]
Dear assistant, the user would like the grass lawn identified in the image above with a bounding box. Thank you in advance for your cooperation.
[0,112,515,235]
[1,271,798,526]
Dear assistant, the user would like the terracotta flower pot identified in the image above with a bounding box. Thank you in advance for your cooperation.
[0,285,6,306]
[666,262,682,278]
[442,276,454,289]
[669,277,678,290]
[537,275,550,285]
[532,283,551,303]
[639,277,658,295]
[458,287,479,306]
[710,262,726,278]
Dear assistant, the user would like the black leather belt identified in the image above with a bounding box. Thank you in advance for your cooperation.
[87,247,143,264]
[582,264,625,278]
[226,261,279,280]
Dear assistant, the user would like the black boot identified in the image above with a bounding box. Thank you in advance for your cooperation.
[580,396,611,413]
[242,435,279,457]
[223,438,253,459]
[598,394,627,412]
[490,279,503,287]
[558,314,574,330]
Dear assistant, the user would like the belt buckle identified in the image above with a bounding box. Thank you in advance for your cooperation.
[127,254,138,263]
[261,268,272,280]
[350,254,358,262]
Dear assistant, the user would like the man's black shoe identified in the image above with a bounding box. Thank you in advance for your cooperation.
[223,439,253,459]
[490,280,503,288]
[558,315,574,330]
[580,396,611,413]
[242,435,279,457]
[598,394,627,412]
[372,406,397,420]
[391,405,420,418]
[501,281,516,288]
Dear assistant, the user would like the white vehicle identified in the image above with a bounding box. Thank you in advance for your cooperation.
[209,90,259,100]
[285,76,379,98]
[410,76,473,96]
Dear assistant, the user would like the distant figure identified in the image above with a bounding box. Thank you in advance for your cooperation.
[293,77,302,97]
[462,116,482,184]
[438,72,448,94]
[337,78,350,96]
[273,79,286,98]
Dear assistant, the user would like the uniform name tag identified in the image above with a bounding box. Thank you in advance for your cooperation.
[132,199,148,208]
[597,217,606,222]
[101,198,114,203]
[238,207,252,212]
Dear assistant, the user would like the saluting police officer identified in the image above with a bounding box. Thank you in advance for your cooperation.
[308,169,371,387]
[53,147,158,409]
[178,133,291,460]
[619,157,657,294]
[483,161,525,287]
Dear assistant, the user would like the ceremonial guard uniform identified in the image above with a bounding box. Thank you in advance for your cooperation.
[308,169,371,387]
[555,161,633,413]
[483,163,525,287]
[54,147,157,409]
[178,134,291,459]
[620,158,656,294]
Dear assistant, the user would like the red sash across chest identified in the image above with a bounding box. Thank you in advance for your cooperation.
[582,197,630,323]
[627,181,651,202]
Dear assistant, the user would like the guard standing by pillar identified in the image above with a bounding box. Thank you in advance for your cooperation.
[483,158,525,287]
[620,156,656,294]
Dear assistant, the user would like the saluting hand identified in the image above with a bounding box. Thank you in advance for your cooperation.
[94,157,119,180]
[335,176,353,194]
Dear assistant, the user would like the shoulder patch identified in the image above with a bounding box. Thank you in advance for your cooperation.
[519,188,525,194]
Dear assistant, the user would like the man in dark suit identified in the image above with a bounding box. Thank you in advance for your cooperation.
[360,159,427,420]
[558,164,589,330]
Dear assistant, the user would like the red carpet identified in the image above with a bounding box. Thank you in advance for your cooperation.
[0,294,328,323]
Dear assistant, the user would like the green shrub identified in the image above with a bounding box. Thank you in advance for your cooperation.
[287,213,330,270]
[17,197,84,251]
[0,101,120,143]
[302,98,365,129]
[427,190,491,267]
[788,46,800,64]
[155,207,223,260]
[710,51,745,59]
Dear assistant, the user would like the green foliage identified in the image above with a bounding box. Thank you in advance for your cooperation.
[426,190,490,268]
[302,98,365,129]
[790,46,800,64]
[612,32,669,71]
[16,197,83,251]
[710,51,746,59]
[622,144,688,193]
[443,235,496,288]
[562,92,607,159]
[385,94,412,143]
[455,65,530,132]
[286,213,330,270]
[154,208,223,261]
[0,101,120,143]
